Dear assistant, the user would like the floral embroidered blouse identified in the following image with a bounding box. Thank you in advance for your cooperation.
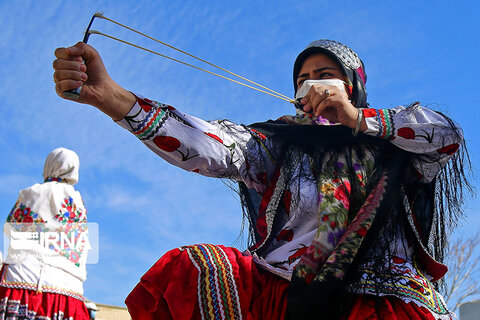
[117,95,461,317]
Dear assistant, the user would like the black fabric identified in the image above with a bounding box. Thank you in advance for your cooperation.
[248,120,378,149]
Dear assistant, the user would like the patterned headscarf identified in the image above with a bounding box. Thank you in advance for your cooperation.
[42,147,80,185]
[293,39,368,108]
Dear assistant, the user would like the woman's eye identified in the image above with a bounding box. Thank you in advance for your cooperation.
[319,73,333,78]
[297,79,305,86]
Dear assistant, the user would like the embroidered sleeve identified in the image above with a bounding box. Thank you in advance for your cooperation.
[116,94,279,192]
[362,103,463,182]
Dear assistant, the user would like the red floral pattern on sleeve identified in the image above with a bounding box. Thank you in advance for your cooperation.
[436,143,459,155]
[153,135,198,161]
[137,98,152,112]
[204,132,224,144]
[153,136,181,152]
[397,127,416,140]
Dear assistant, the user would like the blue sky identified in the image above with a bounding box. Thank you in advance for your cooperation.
[0,0,478,307]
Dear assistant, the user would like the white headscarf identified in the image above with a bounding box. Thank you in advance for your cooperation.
[42,147,80,185]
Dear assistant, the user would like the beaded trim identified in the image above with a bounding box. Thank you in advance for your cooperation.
[133,108,168,141]
[0,266,85,302]
[185,244,242,320]
[306,40,362,70]
[356,259,449,315]
[375,109,396,140]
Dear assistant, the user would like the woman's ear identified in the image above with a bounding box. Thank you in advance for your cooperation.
[344,79,354,103]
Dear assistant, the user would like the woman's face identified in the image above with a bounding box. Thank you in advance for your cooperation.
[296,53,346,89]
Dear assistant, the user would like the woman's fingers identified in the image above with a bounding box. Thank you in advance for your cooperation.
[54,69,87,84]
[311,91,329,112]
[53,65,87,83]
[314,97,334,117]
[53,54,88,96]
[52,58,86,72]
[55,79,83,96]
[53,44,88,94]
[54,47,69,59]
[65,42,99,63]
[54,42,88,59]
[303,85,335,114]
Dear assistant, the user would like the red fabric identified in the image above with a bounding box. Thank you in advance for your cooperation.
[0,286,89,319]
[126,246,444,320]
[125,245,289,320]
[342,294,440,320]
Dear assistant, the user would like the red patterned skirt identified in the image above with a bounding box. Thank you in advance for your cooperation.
[0,286,89,320]
[125,244,447,320]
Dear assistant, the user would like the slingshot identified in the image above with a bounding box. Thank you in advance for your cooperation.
[63,12,296,105]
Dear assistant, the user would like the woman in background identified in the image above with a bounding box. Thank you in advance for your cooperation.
[0,147,89,319]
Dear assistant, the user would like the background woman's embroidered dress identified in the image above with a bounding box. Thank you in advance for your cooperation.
[0,148,89,320]
[0,285,88,320]
[119,95,461,319]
